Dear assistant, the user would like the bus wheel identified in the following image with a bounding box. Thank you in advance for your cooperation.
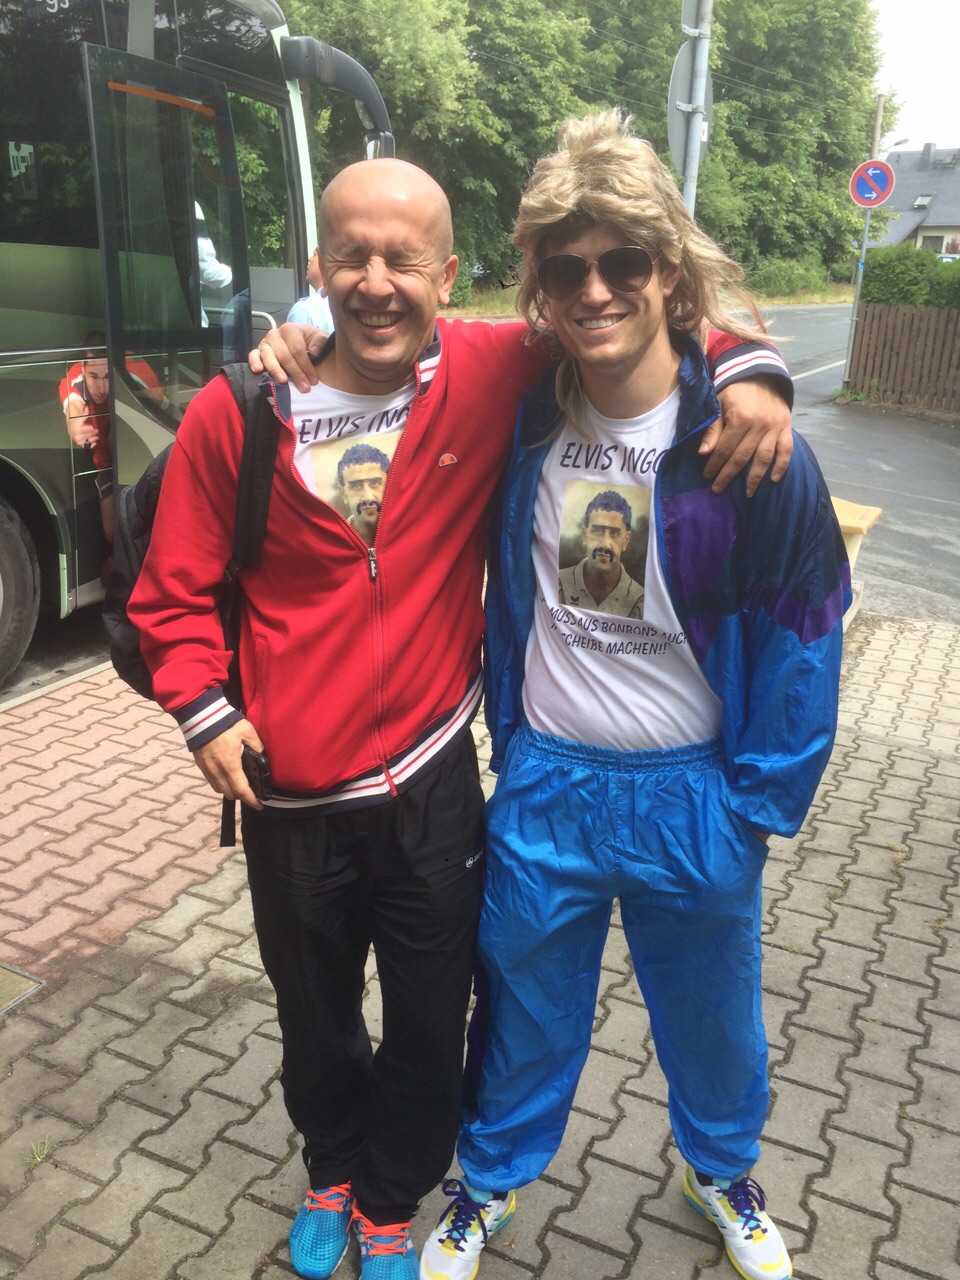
[0,497,41,688]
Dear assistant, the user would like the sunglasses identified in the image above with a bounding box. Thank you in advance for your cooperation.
[537,246,657,301]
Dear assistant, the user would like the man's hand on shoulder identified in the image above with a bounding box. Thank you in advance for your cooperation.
[248,324,327,394]
[701,376,794,497]
[193,718,265,810]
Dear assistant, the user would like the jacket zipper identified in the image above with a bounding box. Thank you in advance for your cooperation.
[365,372,425,797]
[270,368,425,800]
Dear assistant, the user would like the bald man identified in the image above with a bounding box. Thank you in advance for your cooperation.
[130,158,795,1280]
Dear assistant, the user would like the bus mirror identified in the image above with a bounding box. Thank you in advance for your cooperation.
[364,132,394,161]
[280,37,395,157]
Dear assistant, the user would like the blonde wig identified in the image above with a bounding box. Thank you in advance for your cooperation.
[512,110,766,422]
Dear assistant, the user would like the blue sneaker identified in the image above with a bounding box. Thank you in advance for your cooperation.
[351,1206,418,1279]
[289,1183,354,1279]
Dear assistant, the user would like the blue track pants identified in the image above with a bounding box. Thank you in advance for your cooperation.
[458,726,770,1189]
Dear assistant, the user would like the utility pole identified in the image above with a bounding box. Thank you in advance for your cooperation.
[871,93,885,158]
[682,0,713,213]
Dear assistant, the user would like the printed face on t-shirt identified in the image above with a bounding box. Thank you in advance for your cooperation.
[339,459,388,539]
[290,378,412,542]
[557,479,649,618]
[308,435,401,544]
[583,508,630,572]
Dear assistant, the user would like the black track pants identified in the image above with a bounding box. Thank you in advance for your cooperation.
[241,734,485,1223]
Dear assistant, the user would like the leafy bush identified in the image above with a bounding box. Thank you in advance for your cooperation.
[928,258,960,309]
[747,254,828,296]
[828,255,857,284]
[860,242,959,307]
[444,264,473,309]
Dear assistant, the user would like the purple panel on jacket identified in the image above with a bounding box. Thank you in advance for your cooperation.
[741,565,851,645]
[661,487,739,594]
[660,488,738,664]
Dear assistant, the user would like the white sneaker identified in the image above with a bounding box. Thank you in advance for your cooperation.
[419,1179,516,1280]
[683,1165,792,1280]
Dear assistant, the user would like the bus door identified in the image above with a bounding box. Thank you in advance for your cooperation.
[82,45,250,496]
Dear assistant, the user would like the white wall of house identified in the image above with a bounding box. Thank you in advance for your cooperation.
[912,226,960,252]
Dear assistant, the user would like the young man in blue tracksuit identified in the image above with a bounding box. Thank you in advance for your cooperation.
[420,112,850,1280]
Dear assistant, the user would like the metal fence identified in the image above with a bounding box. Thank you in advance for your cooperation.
[850,302,960,414]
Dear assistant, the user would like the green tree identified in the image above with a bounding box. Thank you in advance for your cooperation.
[285,0,601,278]
[281,0,890,280]
[453,0,602,275]
[704,0,890,272]
[283,0,481,187]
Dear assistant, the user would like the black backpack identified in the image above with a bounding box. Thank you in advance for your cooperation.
[103,363,280,843]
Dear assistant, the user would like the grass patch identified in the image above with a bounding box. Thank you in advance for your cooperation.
[834,377,881,405]
[443,282,519,318]
[25,1137,53,1168]
[444,281,853,319]
[756,283,854,307]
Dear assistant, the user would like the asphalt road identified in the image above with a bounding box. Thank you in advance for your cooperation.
[2,303,957,706]
[0,601,110,708]
[770,303,960,627]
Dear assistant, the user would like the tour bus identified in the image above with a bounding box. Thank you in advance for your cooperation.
[0,0,393,686]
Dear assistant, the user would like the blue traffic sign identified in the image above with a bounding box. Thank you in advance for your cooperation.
[850,159,895,208]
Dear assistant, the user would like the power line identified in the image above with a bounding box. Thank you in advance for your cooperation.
[484,32,667,111]
[721,51,820,93]
[471,47,665,120]
[465,40,821,145]
[588,21,672,71]
[712,70,820,112]
[582,2,828,113]
[715,94,818,131]
[321,0,836,148]
[584,1,823,93]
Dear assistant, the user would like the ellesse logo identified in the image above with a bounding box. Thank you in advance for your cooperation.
[439,453,458,467]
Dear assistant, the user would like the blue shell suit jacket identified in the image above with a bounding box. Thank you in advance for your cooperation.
[482,330,853,839]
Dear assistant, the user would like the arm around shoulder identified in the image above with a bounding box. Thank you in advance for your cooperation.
[703,332,794,495]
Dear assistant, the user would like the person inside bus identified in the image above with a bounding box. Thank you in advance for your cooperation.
[60,333,163,556]
[60,331,115,547]
[132,157,796,1280]
[288,245,334,331]
[196,199,233,325]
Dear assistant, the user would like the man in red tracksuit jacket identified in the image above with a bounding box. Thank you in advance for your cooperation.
[129,157,794,1280]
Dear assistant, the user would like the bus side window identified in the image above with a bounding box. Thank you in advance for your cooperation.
[226,94,299,343]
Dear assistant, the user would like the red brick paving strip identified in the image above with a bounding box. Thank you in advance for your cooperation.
[0,670,231,980]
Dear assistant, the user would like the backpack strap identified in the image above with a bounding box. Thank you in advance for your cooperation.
[223,363,281,573]
[218,364,282,847]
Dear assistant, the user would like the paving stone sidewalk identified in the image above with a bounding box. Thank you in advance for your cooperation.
[0,611,957,1280]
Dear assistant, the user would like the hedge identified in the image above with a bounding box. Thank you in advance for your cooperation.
[861,242,960,308]
[747,253,829,296]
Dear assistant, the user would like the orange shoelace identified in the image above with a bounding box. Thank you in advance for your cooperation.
[305,1183,352,1212]
[352,1208,412,1256]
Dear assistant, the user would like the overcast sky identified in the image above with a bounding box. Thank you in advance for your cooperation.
[871,0,957,152]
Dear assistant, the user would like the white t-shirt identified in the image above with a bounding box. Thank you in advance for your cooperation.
[290,381,415,541]
[522,390,722,751]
